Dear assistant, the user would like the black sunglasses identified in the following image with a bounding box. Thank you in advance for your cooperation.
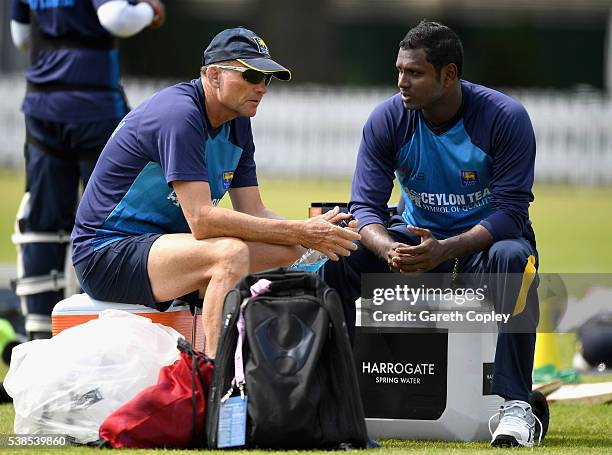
[213,65,272,86]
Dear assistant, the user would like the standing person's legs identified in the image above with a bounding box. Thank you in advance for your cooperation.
[16,117,121,339]
[17,117,79,339]
[71,118,122,187]
[462,238,539,402]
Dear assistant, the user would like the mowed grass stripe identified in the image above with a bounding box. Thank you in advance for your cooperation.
[0,170,610,271]
[0,400,611,453]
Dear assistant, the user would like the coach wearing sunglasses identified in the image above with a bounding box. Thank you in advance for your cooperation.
[71,27,359,357]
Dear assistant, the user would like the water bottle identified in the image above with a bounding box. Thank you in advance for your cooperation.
[290,218,351,273]
[290,249,329,273]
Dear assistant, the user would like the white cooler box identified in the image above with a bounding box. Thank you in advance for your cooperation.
[52,293,203,351]
[354,297,503,441]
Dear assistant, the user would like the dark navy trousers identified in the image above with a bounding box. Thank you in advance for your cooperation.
[20,115,121,333]
[321,217,539,402]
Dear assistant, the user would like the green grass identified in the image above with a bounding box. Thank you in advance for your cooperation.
[0,357,611,454]
[529,186,612,272]
[1,341,610,454]
[0,169,24,264]
[0,395,611,453]
[1,174,611,452]
[1,171,611,271]
[2,348,608,454]
[237,179,612,273]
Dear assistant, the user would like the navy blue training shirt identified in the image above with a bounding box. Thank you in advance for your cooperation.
[12,0,127,122]
[72,79,258,265]
[350,80,535,241]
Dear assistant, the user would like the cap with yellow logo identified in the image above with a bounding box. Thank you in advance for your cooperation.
[203,27,291,81]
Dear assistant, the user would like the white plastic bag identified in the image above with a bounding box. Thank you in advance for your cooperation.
[4,310,182,443]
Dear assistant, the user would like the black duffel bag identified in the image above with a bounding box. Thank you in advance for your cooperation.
[206,268,368,449]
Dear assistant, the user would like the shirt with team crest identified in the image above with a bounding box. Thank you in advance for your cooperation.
[11,0,128,122]
[350,80,536,242]
[71,78,258,265]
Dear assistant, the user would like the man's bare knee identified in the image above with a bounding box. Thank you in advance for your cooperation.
[211,238,250,279]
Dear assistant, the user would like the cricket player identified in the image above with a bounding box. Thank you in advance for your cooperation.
[71,27,359,357]
[10,0,166,341]
[321,21,542,447]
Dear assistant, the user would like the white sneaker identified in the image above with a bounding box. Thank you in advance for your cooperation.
[489,400,542,447]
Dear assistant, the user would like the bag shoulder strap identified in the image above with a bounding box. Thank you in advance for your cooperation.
[320,286,368,447]
[177,338,213,448]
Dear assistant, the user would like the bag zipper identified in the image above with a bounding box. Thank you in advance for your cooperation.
[208,289,242,447]
[322,288,368,446]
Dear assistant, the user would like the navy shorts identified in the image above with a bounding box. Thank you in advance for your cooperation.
[74,233,177,311]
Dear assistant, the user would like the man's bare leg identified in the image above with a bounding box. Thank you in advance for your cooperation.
[147,233,250,356]
[149,237,316,355]
[245,242,304,272]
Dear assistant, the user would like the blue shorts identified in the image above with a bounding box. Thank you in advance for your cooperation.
[74,233,202,312]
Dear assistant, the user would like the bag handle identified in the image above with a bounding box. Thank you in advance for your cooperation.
[240,268,319,295]
[222,279,272,403]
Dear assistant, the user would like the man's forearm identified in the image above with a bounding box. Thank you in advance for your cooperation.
[360,223,397,260]
[252,207,287,221]
[440,224,494,260]
[191,205,301,245]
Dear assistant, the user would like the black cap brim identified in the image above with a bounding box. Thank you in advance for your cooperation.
[237,58,291,81]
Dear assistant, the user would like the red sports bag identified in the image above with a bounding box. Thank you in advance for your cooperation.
[99,338,213,448]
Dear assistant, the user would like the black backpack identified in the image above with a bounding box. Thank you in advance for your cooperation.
[206,268,368,449]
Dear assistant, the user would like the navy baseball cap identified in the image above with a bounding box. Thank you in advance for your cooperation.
[203,27,291,81]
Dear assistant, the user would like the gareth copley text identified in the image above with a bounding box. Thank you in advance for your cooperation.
[372,309,511,324]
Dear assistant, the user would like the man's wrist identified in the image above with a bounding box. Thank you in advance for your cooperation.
[359,223,392,260]
[288,220,307,246]
[439,238,456,261]
[371,239,395,263]
[439,225,494,261]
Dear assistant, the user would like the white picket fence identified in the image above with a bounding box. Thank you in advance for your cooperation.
[1,74,611,184]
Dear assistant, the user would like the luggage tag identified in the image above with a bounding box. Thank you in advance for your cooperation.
[218,394,248,448]
[217,279,271,448]
[218,332,247,448]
